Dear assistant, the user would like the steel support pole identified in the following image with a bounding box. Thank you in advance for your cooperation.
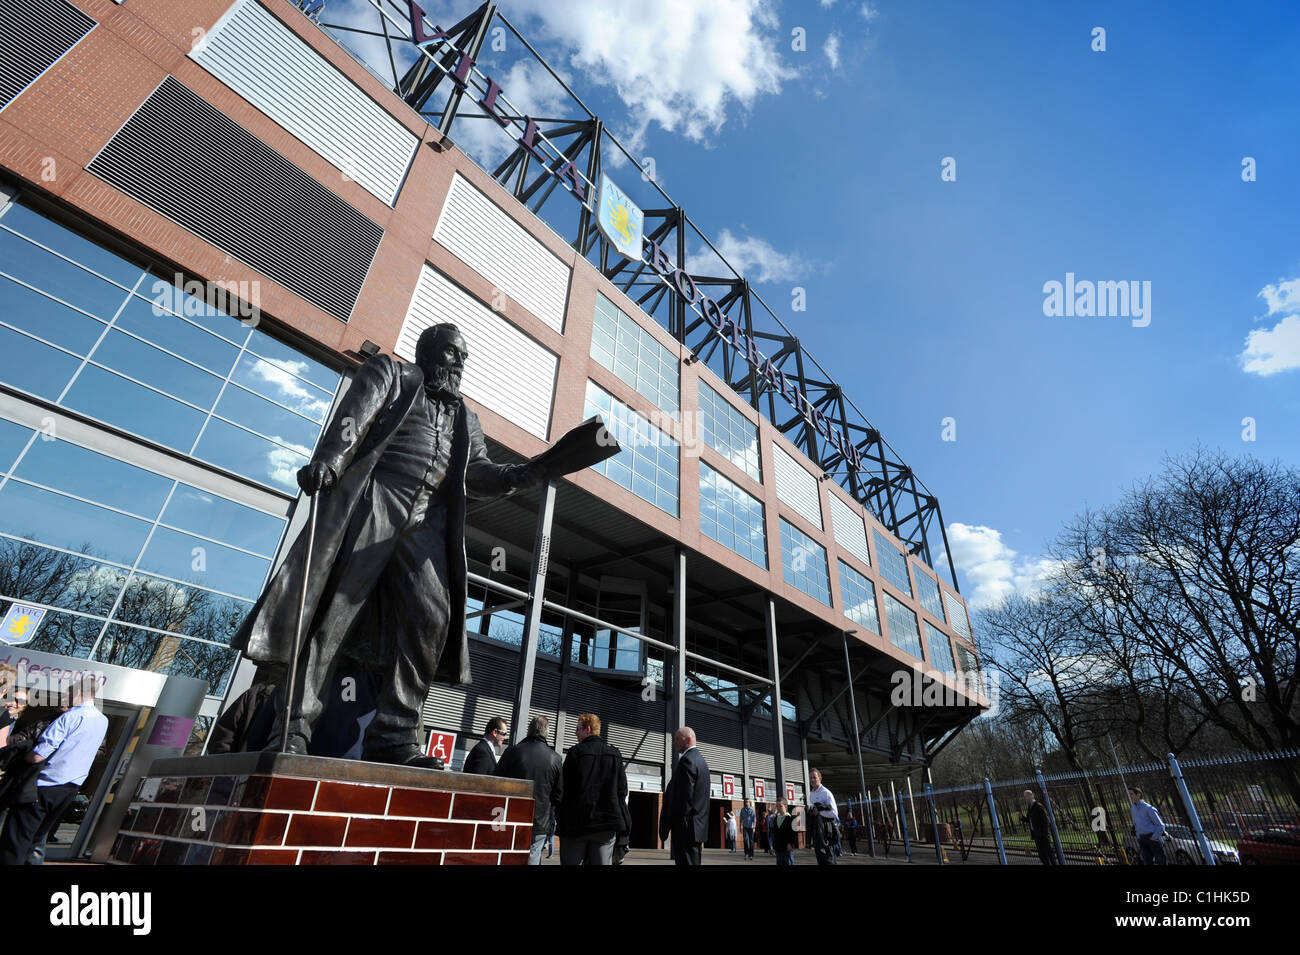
[924,783,944,865]
[985,777,1008,865]
[840,630,870,847]
[765,597,786,797]
[1036,769,1068,866]
[898,790,912,863]
[673,547,687,733]
[511,479,555,736]
[1169,753,1217,865]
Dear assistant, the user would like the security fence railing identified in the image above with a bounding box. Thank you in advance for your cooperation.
[838,748,1300,865]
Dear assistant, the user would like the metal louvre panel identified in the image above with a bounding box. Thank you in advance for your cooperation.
[943,591,972,640]
[746,720,776,778]
[0,0,95,112]
[828,493,870,566]
[434,174,571,332]
[686,704,744,774]
[420,642,515,745]
[784,729,803,786]
[558,670,666,766]
[191,0,417,206]
[395,265,557,439]
[86,77,383,322]
[772,444,822,530]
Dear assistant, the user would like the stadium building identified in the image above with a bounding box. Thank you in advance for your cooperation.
[0,0,986,855]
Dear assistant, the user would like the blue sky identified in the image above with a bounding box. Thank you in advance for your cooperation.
[326,0,1300,607]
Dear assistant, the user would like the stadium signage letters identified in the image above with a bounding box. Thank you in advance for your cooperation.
[408,2,861,471]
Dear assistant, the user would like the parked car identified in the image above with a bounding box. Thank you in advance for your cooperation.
[1122,824,1239,865]
[1237,826,1300,865]
[1163,825,1239,865]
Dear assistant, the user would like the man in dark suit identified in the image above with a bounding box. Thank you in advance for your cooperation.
[1023,789,1057,864]
[660,726,710,865]
[463,717,508,775]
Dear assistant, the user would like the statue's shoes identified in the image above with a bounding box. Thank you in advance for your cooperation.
[364,744,445,770]
[264,733,310,755]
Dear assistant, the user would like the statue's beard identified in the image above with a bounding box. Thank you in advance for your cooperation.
[425,363,462,400]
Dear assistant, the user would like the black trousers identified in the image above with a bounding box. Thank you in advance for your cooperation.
[1034,835,1057,865]
[0,783,78,865]
[290,479,451,754]
[671,830,702,865]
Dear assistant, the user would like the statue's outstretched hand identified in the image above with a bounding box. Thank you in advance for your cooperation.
[297,462,336,496]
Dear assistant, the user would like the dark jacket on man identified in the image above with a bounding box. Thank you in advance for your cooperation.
[1027,800,1050,840]
[660,746,710,845]
[772,812,798,853]
[462,738,498,775]
[495,735,564,830]
[556,734,628,836]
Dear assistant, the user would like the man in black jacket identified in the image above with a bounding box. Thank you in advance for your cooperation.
[1023,789,1057,865]
[463,717,508,775]
[495,715,562,865]
[660,726,711,865]
[556,713,627,865]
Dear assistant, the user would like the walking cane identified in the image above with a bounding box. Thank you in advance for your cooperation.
[280,489,319,754]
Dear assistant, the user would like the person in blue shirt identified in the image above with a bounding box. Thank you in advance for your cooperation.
[1128,787,1168,866]
[0,674,108,865]
[739,798,757,860]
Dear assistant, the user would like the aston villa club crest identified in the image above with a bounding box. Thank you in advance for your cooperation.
[596,173,644,260]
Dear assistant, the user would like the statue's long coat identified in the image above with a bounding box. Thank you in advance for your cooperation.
[232,354,516,686]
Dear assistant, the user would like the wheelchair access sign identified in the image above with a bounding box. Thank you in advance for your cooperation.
[425,731,456,764]
[1,603,46,646]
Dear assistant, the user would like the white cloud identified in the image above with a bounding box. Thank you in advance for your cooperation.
[1240,277,1300,376]
[505,0,796,146]
[860,2,879,21]
[251,357,333,421]
[819,0,838,7]
[685,228,813,283]
[823,32,842,70]
[945,523,1061,610]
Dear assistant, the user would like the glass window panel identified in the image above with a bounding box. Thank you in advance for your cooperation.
[0,482,151,566]
[584,380,678,516]
[883,592,924,659]
[589,294,679,416]
[92,624,238,696]
[88,329,224,409]
[0,229,134,319]
[61,365,207,452]
[214,383,320,452]
[944,591,973,640]
[0,420,33,474]
[873,530,913,597]
[136,527,271,600]
[1,205,146,289]
[159,484,285,558]
[113,295,242,376]
[244,329,341,393]
[0,539,128,617]
[5,606,101,659]
[780,518,831,605]
[12,438,172,518]
[0,326,82,401]
[110,572,252,645]
[914,567,946,622]
[925,622,956,673]
[699,382,761,481]
[0,278,109,354]
[137,276,254,344]
[838,559,880,634]
[699,461,766,568]
[229,353,333,423]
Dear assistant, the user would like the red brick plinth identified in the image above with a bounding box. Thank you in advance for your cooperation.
[107,752,533,866]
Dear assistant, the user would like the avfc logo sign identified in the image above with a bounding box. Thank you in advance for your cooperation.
[597,174,644,260]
